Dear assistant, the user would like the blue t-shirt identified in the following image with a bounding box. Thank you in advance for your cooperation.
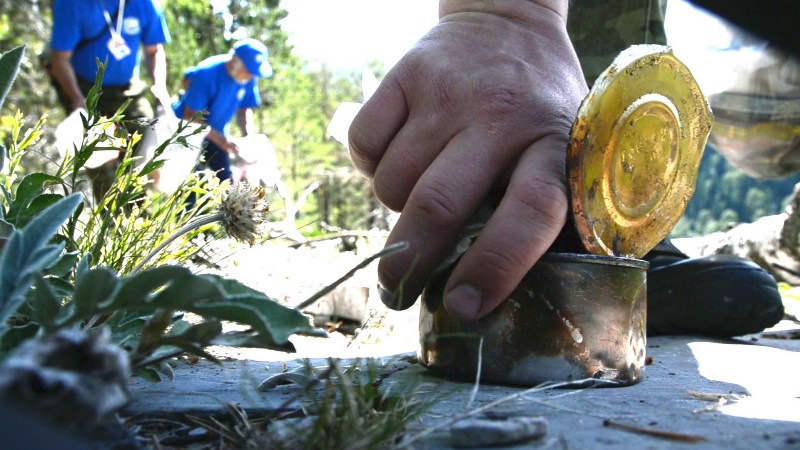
[51,0,170,86]
[173,55,261,136]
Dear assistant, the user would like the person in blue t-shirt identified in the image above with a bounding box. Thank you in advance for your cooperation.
[173,39,273,184]
[48,0,171,201]
[49,0,171,113]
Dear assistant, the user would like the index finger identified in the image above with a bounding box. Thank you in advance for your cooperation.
[442,134,570,320]
[376,126,516,311]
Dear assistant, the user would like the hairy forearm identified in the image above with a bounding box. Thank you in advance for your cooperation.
[207,129,229,148]
[439,0,569,22]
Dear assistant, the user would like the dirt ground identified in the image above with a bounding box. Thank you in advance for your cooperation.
[186,233,421,361]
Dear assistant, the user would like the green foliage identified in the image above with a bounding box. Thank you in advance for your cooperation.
[162,0,227,95]
[1,0,382,239]
[25,61,209,273]
[0,194,81,337]
[297,360,429,450]
[26,263,324,363]
[0,45,22,113]
[0,46,322,368]
[260,62,370,234]
[673,150,800,238]
[172,358,432,450]
[128,358,432,448]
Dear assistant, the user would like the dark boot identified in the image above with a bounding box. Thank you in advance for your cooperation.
[645,239,785,337]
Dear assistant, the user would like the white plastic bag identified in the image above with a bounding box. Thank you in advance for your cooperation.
[325,69,379,149]
[231,133,282,188]
[55,108,120,169]
[139,108,207,193]
[54,108,86,158]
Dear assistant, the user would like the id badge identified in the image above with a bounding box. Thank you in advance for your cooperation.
[107,34,131,60]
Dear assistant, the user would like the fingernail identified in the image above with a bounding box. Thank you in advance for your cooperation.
[377,283,401,310]
[444,284,482,320]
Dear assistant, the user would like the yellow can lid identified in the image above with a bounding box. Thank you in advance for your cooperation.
[568,45,713,258]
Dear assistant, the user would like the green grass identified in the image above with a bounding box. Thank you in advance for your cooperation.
[125,357,433,450]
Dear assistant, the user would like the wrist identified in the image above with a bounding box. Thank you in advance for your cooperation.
[209,130,225,146]
[440,0,568,22]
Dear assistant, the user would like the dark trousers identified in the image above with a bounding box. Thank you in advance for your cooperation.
[199,138,233,183]
[185,138,233,210]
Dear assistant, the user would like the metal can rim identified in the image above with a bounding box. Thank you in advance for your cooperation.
[540,252,649,269]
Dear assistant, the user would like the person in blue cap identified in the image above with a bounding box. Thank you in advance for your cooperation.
[173,38,273,184]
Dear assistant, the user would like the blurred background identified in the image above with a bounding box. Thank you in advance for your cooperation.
[0,0,797,240]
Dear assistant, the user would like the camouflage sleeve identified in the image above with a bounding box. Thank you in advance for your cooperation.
[568,0,668,86]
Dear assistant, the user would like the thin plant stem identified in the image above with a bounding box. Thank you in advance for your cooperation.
[294,241,409,311]
[132,349,188,371]
[397,378,598,449]
[132,212,224,273]
[466,336,483,409]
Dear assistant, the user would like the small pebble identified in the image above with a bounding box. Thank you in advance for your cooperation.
[450,416,548,448]
[188,427,208,437]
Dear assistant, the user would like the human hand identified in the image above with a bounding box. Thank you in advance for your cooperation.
[207,131,239,155]
[348,0,588,320]
[225,139,240,155]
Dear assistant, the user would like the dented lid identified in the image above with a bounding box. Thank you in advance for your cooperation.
[568,45,713,258]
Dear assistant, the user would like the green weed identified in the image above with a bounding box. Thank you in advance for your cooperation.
[0,45,321,370]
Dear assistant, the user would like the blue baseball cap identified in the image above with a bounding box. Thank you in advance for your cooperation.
[233,38,273,78]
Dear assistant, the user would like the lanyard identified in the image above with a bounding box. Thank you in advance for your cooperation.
[101,0,126,37]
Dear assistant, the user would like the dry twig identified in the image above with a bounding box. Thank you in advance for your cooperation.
[397,378,598,448]
[294,241,409,311]
[602,419,708,443]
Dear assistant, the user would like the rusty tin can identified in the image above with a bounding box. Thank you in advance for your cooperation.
[420,253,647,387]
[418,45,712,387]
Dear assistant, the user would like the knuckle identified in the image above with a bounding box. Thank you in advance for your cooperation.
[536,109,578,136]
[479,245,530,280]
[510,177,569,231]
[372,179,406,212]
[347,127,379,177]
[409,179,463,226]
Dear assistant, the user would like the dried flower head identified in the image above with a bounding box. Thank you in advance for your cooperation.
[219,182,270,246]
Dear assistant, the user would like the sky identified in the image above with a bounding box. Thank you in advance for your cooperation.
[280,0,439,71]
[277,0,766,95]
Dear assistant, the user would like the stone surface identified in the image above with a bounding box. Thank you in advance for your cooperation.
[125,358,302,417]
[128,237,800,448]
[450,416,548,448]
[125,329,800,449]
[390,332,800,449]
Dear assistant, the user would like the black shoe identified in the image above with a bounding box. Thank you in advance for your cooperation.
[645,239,785,337]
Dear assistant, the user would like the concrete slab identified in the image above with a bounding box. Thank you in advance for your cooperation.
[125,333,800,449]
[125,359,301,417]
[124,355,417,417]
[396,334,800,449]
